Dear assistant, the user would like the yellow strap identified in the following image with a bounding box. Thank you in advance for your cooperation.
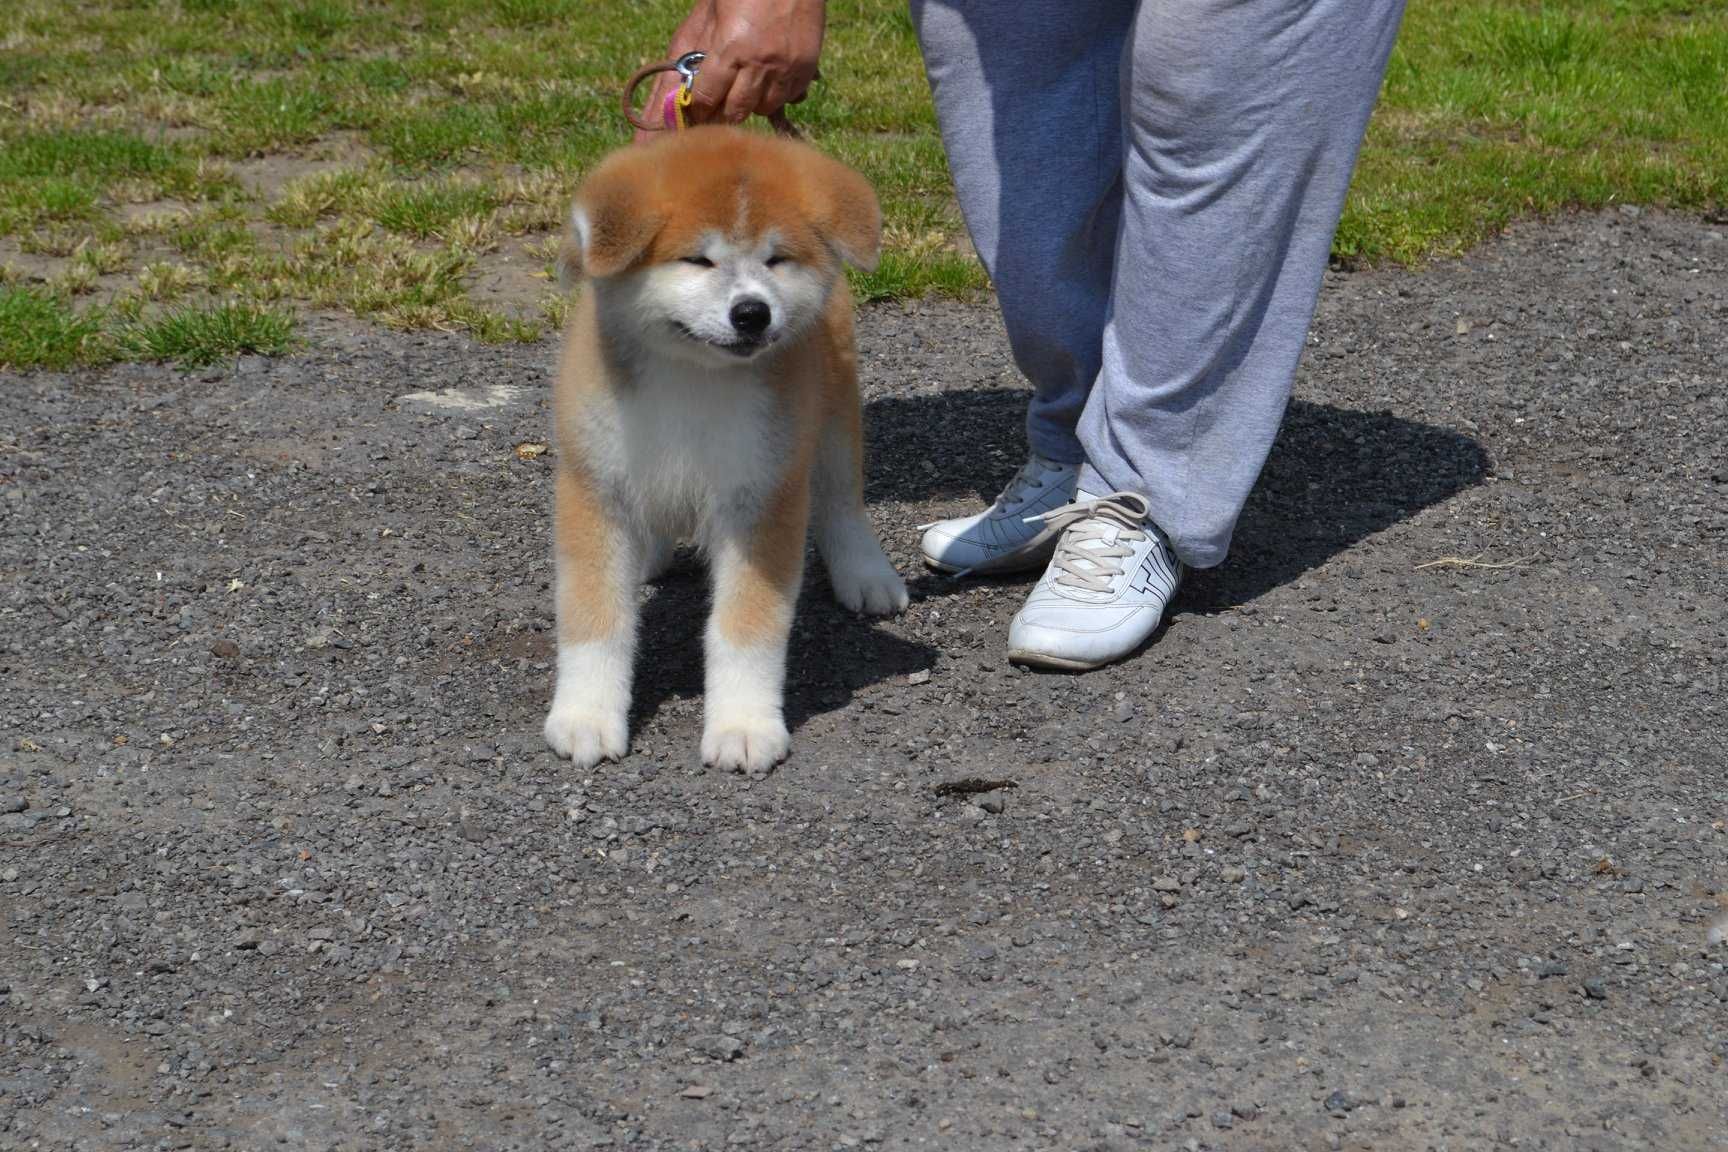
[675,86,694,131]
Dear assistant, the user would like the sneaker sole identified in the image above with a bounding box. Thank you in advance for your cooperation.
[1005,648,1114,672]
[920,533,1060,577]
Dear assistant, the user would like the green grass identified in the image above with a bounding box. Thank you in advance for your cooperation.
[368,178,499,239]
[1338,1,1727,263]
[0,0,1721,369]
[0,286,107,369]
[115,302,294,366]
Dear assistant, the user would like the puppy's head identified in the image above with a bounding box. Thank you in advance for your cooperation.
[560,126,879,365]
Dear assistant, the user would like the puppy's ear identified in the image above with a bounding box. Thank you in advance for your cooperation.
[560,153,663,283]
[802,151,881,272]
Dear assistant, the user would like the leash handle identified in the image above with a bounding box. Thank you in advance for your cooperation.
[622,51,805,139]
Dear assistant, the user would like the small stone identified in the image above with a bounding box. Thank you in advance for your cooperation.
[692,1034,745,1061]
[1535,960,1568,978]
[958,805,988,825]
[1324,1090,1355,1114]
[1288,892,1312,910]
[978,795,1006,815]
[0,795,25,814]
[907,669,931,686]
[1583,977,1608,1001]
[680,1085,713,1099]
[1221,866,1246,883]
[467,745,498,763]
[344,775,364,793]
[1211,1111,1234,1130]
[233,930,262,951]
[1152,877,1181,893]
[1114,698,1136,723]
[210,638,241,660]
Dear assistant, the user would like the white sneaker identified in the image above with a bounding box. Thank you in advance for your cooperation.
[1007,490,1184,671]
[919,454,1080,576]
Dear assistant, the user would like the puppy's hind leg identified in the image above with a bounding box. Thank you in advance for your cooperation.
[544,465,641,768]
[813,395,908,617]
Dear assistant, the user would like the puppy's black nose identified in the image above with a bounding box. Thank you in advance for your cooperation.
[729,298,771,338]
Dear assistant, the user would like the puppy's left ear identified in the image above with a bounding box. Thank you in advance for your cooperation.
[803,152,881,272]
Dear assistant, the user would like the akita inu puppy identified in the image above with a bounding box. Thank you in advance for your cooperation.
[544,126,908,773]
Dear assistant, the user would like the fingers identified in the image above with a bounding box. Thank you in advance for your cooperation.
[721,65,770,124]
[685,53,740,124]
[761,73,794,118]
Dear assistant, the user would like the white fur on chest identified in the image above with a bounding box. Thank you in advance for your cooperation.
[576,357,789,542]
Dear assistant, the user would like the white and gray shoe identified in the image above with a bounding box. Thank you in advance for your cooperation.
[918,454,1080,576]
[1007,490,1184,671]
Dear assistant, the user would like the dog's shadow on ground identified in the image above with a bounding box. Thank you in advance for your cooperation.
[865,387,1491,611]
[629,566,934,736]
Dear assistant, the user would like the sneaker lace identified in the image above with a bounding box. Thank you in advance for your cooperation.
[1025,492,1152,594]
[991,456,1061,514]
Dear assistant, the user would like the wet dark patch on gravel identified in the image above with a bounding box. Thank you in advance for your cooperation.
[3,209,1726,1150]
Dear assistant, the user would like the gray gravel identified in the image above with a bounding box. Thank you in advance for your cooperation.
[3,208,1726,1151]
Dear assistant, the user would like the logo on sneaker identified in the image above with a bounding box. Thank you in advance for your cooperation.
[1127,543,1178,598]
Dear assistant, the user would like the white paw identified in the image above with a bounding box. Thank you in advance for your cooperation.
[544,703,628,768]
[701,713,791,773]
[829,551,909,617]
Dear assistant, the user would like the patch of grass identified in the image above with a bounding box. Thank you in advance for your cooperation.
[257,219,471,323]
[1338,1,1728,263]
[0,0,1721,370]
[265,169,380,228]
[136,262,204,301]
[215,79,336,155]
[0,286,108,370]
[0,128,186,184]
[116,302,294,366]
[851,251,987,303]
[0,180,101,232]
[0,128,202,233]
[445,300,544,343]
[368,179,500,239]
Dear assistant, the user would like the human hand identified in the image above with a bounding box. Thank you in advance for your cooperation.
[633,0,824,143]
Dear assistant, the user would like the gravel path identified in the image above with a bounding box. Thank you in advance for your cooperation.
[4,208,1726,1151]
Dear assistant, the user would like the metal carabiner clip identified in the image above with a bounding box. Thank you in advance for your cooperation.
[622,50,709,133]
[673,51,707,92]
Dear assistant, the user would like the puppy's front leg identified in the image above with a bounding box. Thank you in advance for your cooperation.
[544,465,640,768]
[703,473,809,773]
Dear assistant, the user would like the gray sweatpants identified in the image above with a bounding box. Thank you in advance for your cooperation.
[911,0,1406,567]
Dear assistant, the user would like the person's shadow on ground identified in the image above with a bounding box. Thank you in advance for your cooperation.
[625,387,1486,739]
[864,387,1490,611]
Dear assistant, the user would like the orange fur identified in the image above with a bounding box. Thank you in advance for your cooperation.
[552,465,619,643]
[714,454,812,646]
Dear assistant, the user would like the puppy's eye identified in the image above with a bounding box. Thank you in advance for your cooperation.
[681,256,715,268]
[765,255,790,268]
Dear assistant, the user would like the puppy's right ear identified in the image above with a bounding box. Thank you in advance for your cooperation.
[558,154,663,285]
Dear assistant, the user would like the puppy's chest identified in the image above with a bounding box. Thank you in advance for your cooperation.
[582,371,788,526]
